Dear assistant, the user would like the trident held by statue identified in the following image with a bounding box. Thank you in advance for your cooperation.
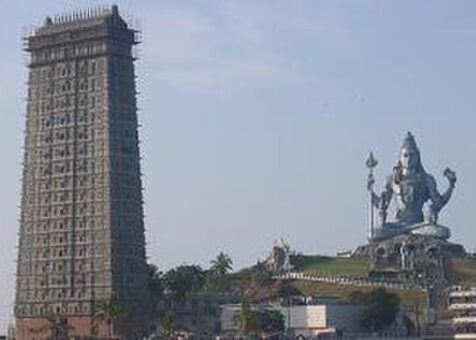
[366,151,378,240]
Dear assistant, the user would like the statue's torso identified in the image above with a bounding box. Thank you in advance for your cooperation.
[392,172,428,226]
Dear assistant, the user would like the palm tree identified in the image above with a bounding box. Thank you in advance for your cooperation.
[93,293,127,339]
[30,313,74,340]
[210,252,233,276]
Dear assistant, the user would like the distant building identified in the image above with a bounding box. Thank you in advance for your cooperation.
[265,239,294,273]
[220,295,408,339]
[156,293,240,337]
[282,304,366,338]
[220,299,364,338]
[449,287,476,338]
[15,6,148,339]
[336,250,352,258]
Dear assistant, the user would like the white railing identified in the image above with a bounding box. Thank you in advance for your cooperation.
[273,272,419,291]
[450,290,476,298]
[449,303,476,311]
[453,316,476,324]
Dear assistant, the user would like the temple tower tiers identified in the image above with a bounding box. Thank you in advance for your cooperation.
[15,6,149,338]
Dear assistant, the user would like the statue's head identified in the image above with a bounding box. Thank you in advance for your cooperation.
[398,132,423,172]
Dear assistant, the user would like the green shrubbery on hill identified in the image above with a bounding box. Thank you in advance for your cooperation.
[290,254,370,276]
[447,257,476,286]
[150,250,433,317]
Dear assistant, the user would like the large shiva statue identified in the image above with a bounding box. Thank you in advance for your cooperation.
[366,132,456,241]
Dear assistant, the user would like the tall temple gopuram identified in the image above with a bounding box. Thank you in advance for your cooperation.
[15,6,149,339]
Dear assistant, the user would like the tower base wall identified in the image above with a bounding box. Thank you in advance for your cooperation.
[16,316,95,340]
[16,316,149,340]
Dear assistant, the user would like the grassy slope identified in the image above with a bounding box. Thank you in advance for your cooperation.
[291,255,370,277]
[294,280,426,309]
[289,254,476,309]
[447,257,476,286]
[291,255,476,288]
[289,255,425,308]
[284,254,476,312]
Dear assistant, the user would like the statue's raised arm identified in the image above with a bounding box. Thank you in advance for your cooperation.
[366,152,392,225]
[426,168,456,224]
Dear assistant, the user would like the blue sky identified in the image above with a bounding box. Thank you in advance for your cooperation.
[1,0,476,332]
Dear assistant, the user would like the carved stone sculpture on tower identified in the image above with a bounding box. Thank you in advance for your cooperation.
[367,132,456,241]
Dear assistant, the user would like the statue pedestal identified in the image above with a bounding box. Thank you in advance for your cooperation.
[356,230,465,280]
[409,223,451,239]
[372,222,451,242]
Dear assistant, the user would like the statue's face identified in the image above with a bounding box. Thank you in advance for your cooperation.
[400,146,419,170]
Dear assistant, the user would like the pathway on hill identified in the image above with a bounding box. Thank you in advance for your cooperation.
[274,272,423,291]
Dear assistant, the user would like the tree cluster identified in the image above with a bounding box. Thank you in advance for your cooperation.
[348,288,401,332]
[240,301,285,336]
[148,251,234,300]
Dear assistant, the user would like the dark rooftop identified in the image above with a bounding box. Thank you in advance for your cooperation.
[34,5,127,36]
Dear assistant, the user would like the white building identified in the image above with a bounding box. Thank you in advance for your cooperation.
[282,304,366,338]
[449,287,476,339]
[220,301,367,338]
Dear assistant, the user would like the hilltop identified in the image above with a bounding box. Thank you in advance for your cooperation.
[228,252,476,310]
